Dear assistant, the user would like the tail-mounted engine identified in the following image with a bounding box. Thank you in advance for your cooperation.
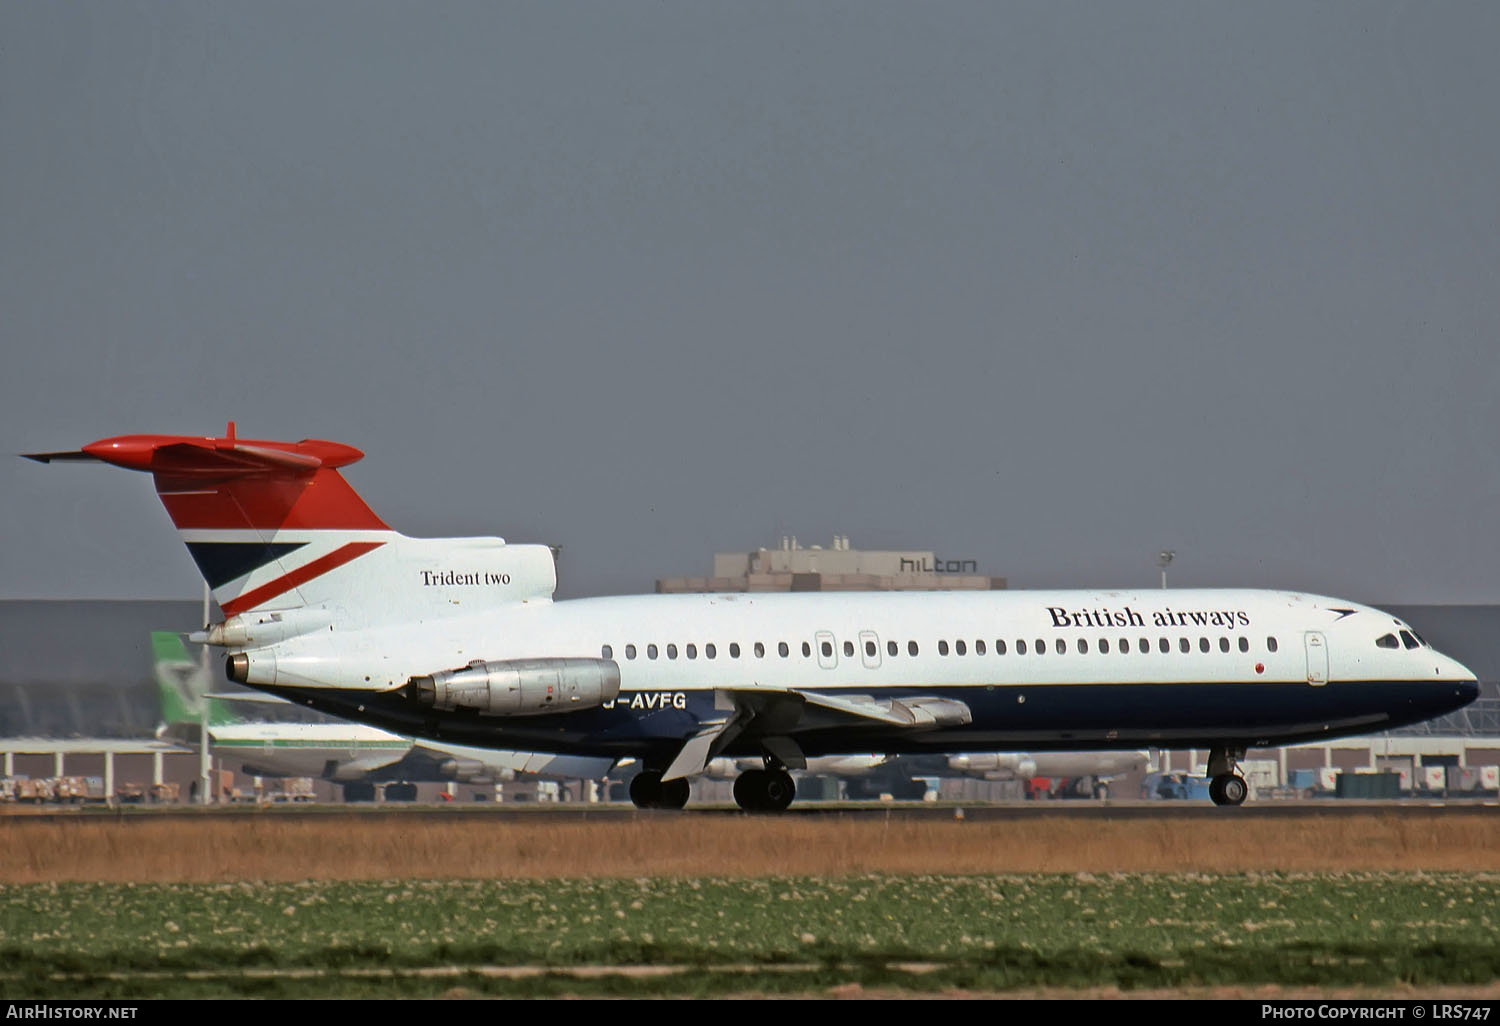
[407,658,620,717]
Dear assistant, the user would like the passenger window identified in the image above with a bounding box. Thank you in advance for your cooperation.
[1267,637,1279,653]
[955,640,967,656]
[802,642,812,658]
[908,640,919,656]
[1179,637,1190,653]
[1099,638,1109,654]
[1238,637,1249,653]
[1137,638,1149,654]
[865,640,877,658]
[667,644,678,660]
[602,644,613,659]
[686,644,697,659]
[648,644,659,660]
[1119,638,1130,654]
[706,643,717,659]
[625,644,637,660]
[976,640,987,655]
[995,639,1007,654]
[1375,634,1399,650]
[754,642,765,658]
[1078,638,1088,654]
[843,640,855,658]
[1219,637,1230,653]
[1158,637,1170,654]
[1055,638,1067,654]
[1199,637,1210,653]
[778,642,788,658]
[1036,639,1047,654]
[727,643,737,658]
[888,640,898,657]
[821,641,833,658]
[1017,639,1028,655]
[938,640,950,656]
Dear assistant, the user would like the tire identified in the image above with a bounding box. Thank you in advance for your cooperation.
[733,770,766,812]
[658,777,690,809]
[629,771,664,809]
[762,770,796,812]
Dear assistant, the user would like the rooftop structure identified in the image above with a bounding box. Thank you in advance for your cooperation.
[658,535,1007,593]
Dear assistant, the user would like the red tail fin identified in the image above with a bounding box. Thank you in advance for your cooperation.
[29,425,391,615]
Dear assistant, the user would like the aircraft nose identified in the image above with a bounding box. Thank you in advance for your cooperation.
[1457,677,1480,705]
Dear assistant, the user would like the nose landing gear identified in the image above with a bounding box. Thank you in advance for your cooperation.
[1206,746,1249,806]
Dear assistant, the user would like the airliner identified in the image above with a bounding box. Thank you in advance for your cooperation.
[27,426,1479,810]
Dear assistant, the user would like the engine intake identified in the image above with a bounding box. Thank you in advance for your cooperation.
[408,657,620,717]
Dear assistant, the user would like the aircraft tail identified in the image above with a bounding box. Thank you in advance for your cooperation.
[151,630,240,732]
[27,425,557,631]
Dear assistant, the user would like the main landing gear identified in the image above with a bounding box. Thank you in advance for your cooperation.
[733,767,796,812]
[628,769,690,810]
[1206,746,1249,807]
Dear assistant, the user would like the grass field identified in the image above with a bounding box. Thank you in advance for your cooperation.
[3,874,1499,998]
[3,807,1499,881]
[3,809,1498,997]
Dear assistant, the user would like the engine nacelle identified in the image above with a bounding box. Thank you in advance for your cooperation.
[948,753,1036,780]
[408,657,620,717]
[437,758,506,783]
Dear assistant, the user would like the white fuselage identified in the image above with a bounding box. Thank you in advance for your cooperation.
[239,587,1477,762]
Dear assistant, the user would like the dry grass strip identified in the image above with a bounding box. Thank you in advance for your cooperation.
[3,810,1498,882]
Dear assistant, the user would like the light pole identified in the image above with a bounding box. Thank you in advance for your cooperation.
[1157,550,1175,589]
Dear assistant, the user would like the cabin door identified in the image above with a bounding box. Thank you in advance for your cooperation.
[1304,631,1329,686]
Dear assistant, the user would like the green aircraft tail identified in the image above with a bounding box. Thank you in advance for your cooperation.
[151,631,240,728]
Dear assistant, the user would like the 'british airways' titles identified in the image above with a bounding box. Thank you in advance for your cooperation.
[1047,606,1251,629]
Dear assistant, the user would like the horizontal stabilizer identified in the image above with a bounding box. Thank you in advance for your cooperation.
[23,423,365,478]
[204,691,295,705]
[22,450,99,464]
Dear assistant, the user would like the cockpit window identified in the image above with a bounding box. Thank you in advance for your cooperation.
[1376,634,1399,650]
[1399,630,1419,650]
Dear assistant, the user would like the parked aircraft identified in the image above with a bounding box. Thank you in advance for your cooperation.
[29,427,1479,810]
[152,631,612,800]
[704,750,1149,800]
[945,750,1151,799]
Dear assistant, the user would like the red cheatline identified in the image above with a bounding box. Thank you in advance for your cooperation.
[222,541,385,615]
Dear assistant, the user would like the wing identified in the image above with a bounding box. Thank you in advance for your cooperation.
[663,687,970,781]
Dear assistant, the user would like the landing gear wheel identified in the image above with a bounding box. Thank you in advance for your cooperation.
[1093,782,1110,801]
[733,770,767,811]
[384,782,418,802]
[629,770,664,809]
[1210,773,1248,807]
[762,769,796,812]
[734,769,796,812]
[658,777,690,810]
[343,781,376,803]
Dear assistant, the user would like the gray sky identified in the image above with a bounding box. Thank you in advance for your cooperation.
[3,2,1498,604]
